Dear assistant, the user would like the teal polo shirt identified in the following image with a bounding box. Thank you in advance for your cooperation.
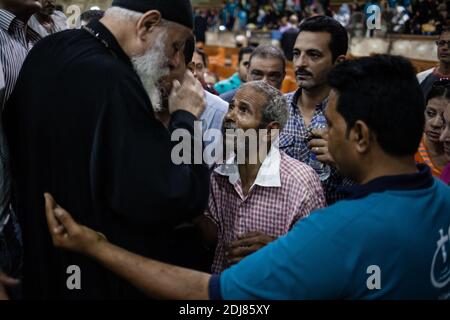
[214,73,242,95]
[209,164,450,299]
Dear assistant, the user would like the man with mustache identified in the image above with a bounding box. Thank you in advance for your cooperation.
[27,0,67,38]
[279,15,353,204]
[3,0,209,299]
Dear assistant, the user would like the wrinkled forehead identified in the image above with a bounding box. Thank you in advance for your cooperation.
[234,86,267,109]
[249,56,284,72]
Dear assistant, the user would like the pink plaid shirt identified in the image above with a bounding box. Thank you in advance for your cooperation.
[206,148,326,273]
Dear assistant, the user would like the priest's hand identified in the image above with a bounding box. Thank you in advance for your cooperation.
[169,70,206,118]
[225,231,276,266]
[44,193,107,257]
[0,273,19,300]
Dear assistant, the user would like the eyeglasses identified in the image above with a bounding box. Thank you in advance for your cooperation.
[436,40,450,47]
[432,78,450,88]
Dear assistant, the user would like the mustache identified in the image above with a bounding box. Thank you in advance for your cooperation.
[222,122,238,135]
[295,68,313,77]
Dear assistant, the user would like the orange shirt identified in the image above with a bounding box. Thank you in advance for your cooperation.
[415,139,443,177]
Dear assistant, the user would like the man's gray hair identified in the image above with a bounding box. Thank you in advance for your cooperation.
[241,81,289,130]
[105,6,143,21]
[249,45,286,72]
[105,6,170,25]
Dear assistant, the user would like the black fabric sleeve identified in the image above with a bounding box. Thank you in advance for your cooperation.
[90,77,210,230]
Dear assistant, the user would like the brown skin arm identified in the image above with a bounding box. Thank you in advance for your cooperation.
[44,193,211,300]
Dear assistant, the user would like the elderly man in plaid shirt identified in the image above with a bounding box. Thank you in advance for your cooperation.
[198,80,326,273]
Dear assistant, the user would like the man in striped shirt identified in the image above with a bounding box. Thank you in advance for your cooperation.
[0,2,41,107]
[0,0,41,298]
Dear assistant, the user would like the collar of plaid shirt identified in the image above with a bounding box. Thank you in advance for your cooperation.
[214,146,282,188]
[289,87,328,114]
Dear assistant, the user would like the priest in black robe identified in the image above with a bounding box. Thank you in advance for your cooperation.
[3,0,210,299]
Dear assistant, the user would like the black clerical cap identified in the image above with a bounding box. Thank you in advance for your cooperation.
[111,0,193,29]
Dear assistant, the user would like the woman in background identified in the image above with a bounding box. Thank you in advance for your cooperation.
[415,79,449,177]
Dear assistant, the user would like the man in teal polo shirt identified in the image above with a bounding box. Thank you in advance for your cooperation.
[44,55,450,300]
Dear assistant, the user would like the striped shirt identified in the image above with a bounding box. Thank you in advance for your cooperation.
[415,138,443,177]
[0,9,41,107]
[0,9,39,231]
[206,148,326,273]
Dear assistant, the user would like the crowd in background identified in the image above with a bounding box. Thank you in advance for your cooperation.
[193,0,449,37]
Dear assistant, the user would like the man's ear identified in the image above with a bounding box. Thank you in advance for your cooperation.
[334,55,346,65]
[263,122,281,143]
[350,120,371,154]
[136,10,162,41]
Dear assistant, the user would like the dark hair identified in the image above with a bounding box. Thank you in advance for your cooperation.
[328,54,425,157]
[248,45,286,72]
[80,10,105,24]
[194,48,208,67]
[298,16,348,62]
[426,79,450,103]
[238,46,256,63]
[184,35,195,65]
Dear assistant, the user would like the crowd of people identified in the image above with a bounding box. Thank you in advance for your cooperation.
[192,0,449,37]
[0,0,449,300]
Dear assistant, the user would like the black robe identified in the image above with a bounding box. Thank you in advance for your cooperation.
[3,20,210,299]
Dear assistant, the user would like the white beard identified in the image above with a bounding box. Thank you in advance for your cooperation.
[131,31,169,112]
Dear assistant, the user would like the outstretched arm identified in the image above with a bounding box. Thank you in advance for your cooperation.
[44,193,212,300]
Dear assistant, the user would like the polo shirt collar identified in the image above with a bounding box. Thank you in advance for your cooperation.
[339,164,434,200]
